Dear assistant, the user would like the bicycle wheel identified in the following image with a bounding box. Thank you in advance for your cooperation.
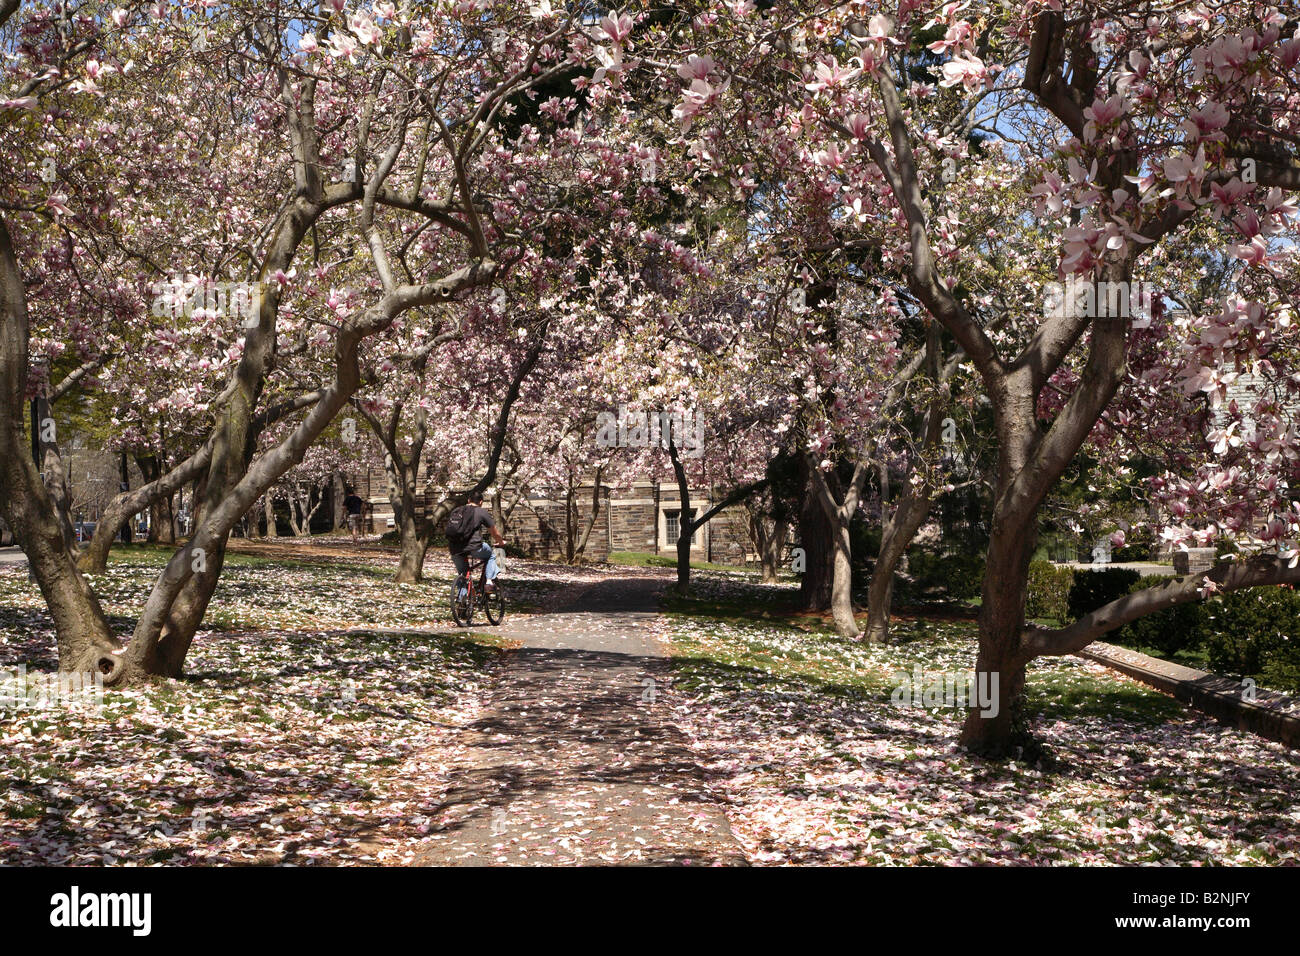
[484,583,506,625]
[451,580,473,626]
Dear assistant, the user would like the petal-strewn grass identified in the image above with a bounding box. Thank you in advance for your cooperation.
[0,549,597,865]
[661,573,1300,866]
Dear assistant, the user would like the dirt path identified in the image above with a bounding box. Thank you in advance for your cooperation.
[410,576,746,866]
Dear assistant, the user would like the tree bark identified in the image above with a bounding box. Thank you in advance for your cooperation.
[332,470,346,530]
[747,505,787,583]
[668,441,693,590]
[571,467,603,563]
[864,492,933,642]
[263,492,278,538]
[797,456,833,611]
[34,394,77,555]
[808,459,869,640]
[390,458,427,583]
[0,217,124,681]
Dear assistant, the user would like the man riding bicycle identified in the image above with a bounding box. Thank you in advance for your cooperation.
[446,491,505,593]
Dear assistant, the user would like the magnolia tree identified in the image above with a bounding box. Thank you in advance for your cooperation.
[348,129,687,581]
[648,15,1008,639]
[581,225,787,588]
[1,1,673,682]
[664,0,1300,755]
[349,299,547,582]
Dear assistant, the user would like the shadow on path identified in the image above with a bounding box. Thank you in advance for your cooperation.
[411,576,746,865]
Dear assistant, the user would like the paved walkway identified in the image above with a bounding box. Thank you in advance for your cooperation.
[411,576,746,866]
[0,547,27,567]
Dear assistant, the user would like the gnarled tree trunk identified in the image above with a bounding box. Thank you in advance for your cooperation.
[0,218,124,681]
[747,506,787,584]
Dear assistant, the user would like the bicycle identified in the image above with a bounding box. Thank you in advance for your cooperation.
[450,548,506,626]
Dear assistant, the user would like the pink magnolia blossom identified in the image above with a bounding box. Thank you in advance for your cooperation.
[600,12,633,45]
[939,54,987,92]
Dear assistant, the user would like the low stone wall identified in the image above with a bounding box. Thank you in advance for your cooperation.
[1078,641,1300,749]
[1172,547,1218,575]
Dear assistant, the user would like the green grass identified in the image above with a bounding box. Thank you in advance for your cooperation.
[662,580,1185,728]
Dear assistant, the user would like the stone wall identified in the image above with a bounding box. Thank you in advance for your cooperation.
[609,498,658,552]
[509,495,611,562]
[499,482,757,566]
[707,508,754,563]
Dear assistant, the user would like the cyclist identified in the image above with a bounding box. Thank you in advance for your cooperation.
[446,491,505,593]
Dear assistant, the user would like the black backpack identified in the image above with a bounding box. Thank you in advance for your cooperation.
[445,505,477,549]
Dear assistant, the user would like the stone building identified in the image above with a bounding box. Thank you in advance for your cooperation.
[355,457,756,565]
[502,481,755,564]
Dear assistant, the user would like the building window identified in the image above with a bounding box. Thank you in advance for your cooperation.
[665,508,696,547]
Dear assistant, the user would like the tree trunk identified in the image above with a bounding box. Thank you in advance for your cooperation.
[35,394,77,555]
[828,512,858,638]
[263,492,278,538]
[572,467,603,563]
[864,564,895,643]
[137,455,176,545]
[807,458,869,640]
[139,456,159,542]
[748,508,787,583]
[390,458,428,583]
[0,217,124,681]
[958,487,1039,756]
[668,441,693,590]
[156,492,176,545]
[287,482,305,536]
[797,458,833,611]
[865,490,933,643]
[332,470,346,530]
[118,451,133,544]
[563,477,577,563]
[866,318,947,642]
[394,509,426,582]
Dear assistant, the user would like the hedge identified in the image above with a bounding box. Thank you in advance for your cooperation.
[904,551,986,601]
[1118,574,1208,658]
[1067,567,1142,620]
[1066,569,1300,695]
[1203,586,1300,694]
[1026,560,1073,623]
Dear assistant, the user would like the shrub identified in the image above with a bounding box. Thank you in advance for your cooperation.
[1260,639,1300,696]
[905,550,985,601]
[1112,525,1156,563]
[1117,574,1208,657]
[1203,587,1300,691]
[1067,567,1142,620]
[1026,561,1073,623]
